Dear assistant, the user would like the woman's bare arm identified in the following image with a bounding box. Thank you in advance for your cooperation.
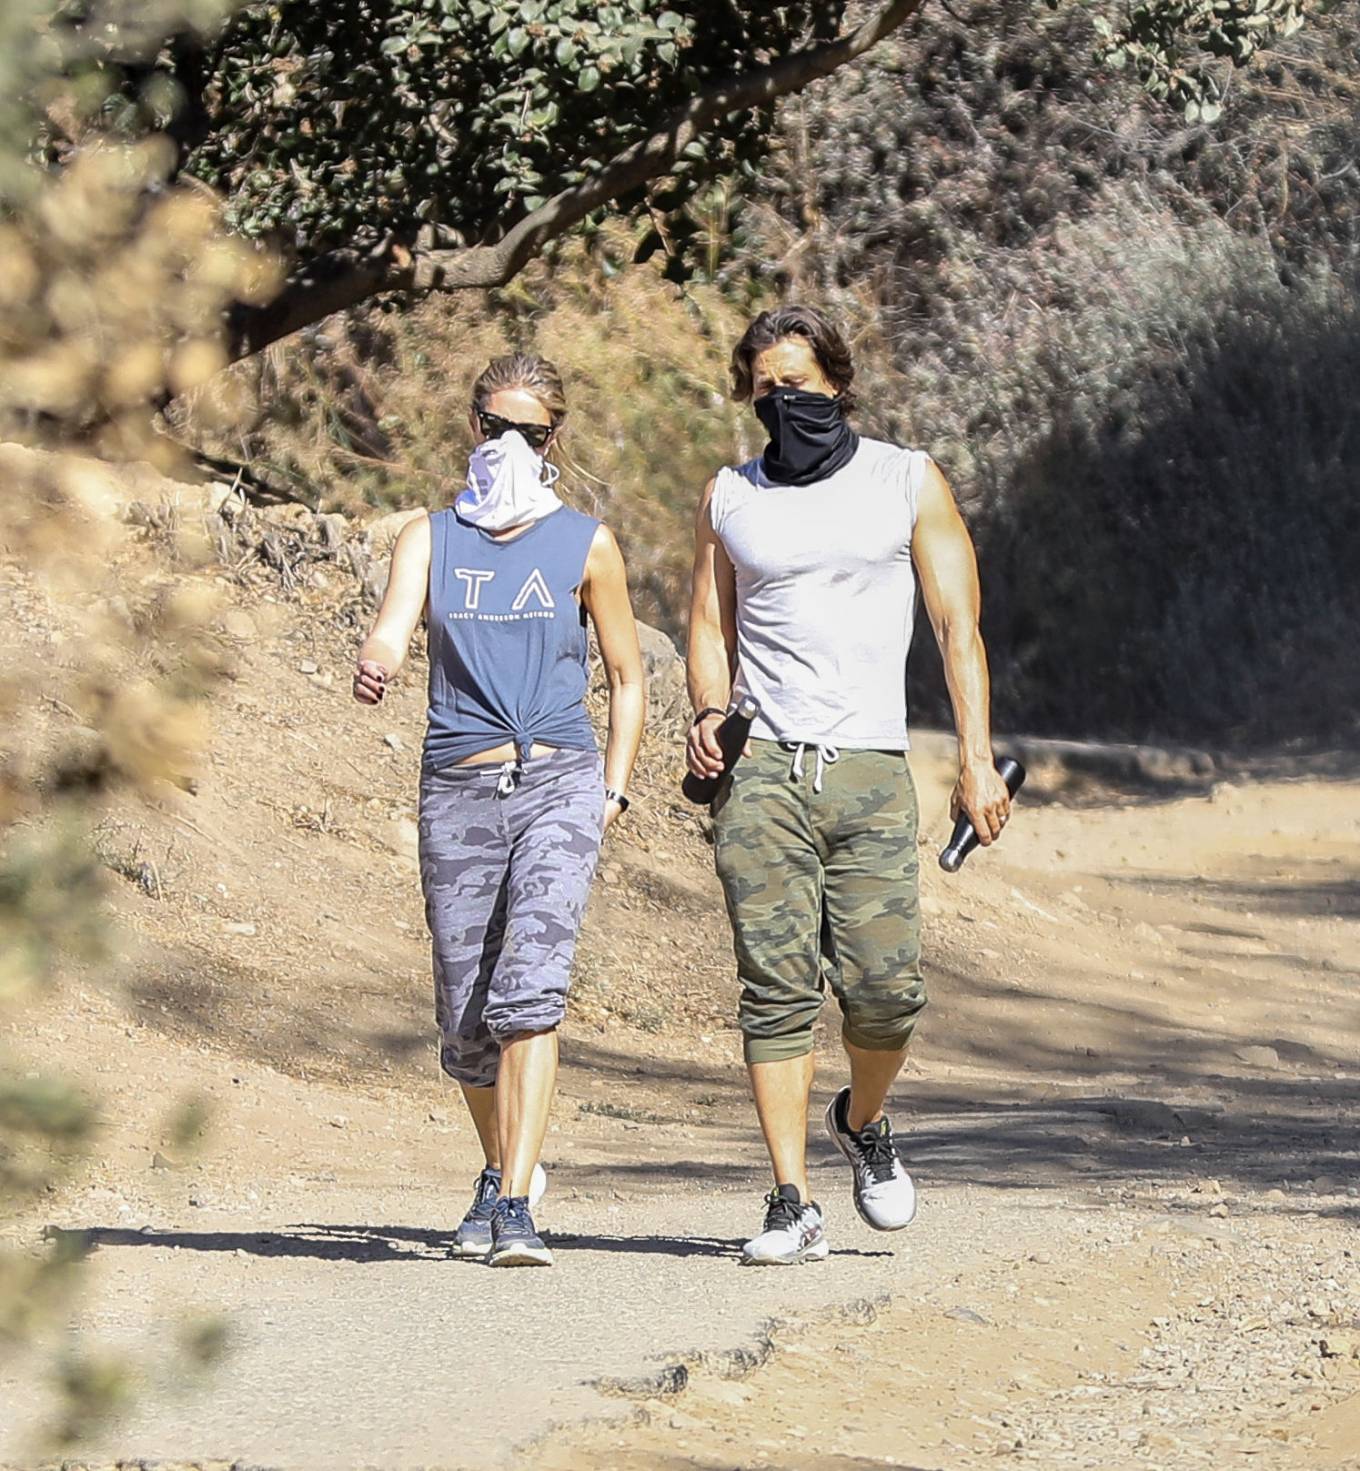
[353,514,432,703]
[582,524,645,826]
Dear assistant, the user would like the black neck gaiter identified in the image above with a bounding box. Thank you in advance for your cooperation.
[755,389,859,486]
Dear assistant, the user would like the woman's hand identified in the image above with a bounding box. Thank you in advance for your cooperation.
[352,659,388,705]
[602,795,625,833]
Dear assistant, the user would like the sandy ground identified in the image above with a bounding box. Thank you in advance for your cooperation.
[2,523,1358,1470]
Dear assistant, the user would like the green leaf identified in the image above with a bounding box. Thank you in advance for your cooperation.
[578,64,600,92]
[379,36,408,57]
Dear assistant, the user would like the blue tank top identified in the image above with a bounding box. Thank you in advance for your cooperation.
[423,505,600,771]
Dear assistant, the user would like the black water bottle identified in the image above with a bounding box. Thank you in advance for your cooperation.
[682,697,761,805]
[938,756,1027,873]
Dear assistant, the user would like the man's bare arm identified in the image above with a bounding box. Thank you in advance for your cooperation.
[912,460,1011,844]
[686,476,740,779]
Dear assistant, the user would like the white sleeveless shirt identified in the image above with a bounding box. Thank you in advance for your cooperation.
[709,437,929,750]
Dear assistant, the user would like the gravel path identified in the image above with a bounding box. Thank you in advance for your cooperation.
[537,1185,1360,1471]
[1,1178,1066,1469]
[2,612,1354,1470]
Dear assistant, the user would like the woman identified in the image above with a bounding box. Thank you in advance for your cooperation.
[353,353,645,1267]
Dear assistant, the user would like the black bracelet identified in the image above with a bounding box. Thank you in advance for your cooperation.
[604,787,630,812]
[691,706,727,728]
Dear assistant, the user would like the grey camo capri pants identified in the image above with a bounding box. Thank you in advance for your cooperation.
[418,747,604,1087]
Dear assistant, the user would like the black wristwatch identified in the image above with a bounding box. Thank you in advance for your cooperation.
[604,787,631,813]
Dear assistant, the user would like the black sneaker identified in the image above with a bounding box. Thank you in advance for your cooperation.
[740,1183,829,1266]
[488,1195,553,1267]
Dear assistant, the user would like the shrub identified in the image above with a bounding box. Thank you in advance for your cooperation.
[747,0,1360,746]
[882,200,1360,744]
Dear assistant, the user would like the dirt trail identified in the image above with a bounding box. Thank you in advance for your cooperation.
[2,520,1359,1469]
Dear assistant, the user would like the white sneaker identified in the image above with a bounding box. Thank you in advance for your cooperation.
[824,1086,916,1231]
[741,1184,829,1266]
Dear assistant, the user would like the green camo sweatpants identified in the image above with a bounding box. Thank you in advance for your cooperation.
[711,739,926,1064]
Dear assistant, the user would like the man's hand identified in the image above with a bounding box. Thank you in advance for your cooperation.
[686,711,746,780]
[602,796,625,833]
[352,659,388,705]
[951,761,1012,846]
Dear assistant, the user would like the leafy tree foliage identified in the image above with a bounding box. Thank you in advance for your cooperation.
[184,1,842,258]
[166,0,919,351]
[1100,0,1327,122]
[23,0,1339,361]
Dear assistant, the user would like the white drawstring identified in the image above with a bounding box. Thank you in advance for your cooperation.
[495,759,522,796]
[788,742,840,794]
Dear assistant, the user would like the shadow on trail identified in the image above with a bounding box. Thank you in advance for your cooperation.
[557,1005,1360,1203]
[81,1223,451,1264]
[83,1222,864,1263]
[554,1232,892,1261]
[551,1232,740,1259]
[864,1092,1360,1207]
[1106,867,1360,920]
[631,1460,935,1471]
[114,848,1360,1208]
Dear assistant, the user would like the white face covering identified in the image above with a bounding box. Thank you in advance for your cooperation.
[455,429,562,533]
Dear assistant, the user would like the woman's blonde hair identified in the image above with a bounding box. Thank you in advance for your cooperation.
[471,352,568,427]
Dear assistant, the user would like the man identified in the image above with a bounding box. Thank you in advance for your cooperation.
[687,304,1011,1264]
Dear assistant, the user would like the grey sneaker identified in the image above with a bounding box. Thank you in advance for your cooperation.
[824,1086,916,1231]
[450,1163,547,1258]
[488,1195,553,1268]
[741,1184,829,1266]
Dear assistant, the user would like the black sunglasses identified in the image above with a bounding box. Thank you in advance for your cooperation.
[476,408,553,450]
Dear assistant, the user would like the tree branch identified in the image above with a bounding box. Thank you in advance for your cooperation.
[228,0,924,358]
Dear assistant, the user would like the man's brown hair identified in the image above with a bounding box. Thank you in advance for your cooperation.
[729,304,857,413]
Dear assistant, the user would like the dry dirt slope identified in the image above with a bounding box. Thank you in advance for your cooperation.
[2,466,1359,1469]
